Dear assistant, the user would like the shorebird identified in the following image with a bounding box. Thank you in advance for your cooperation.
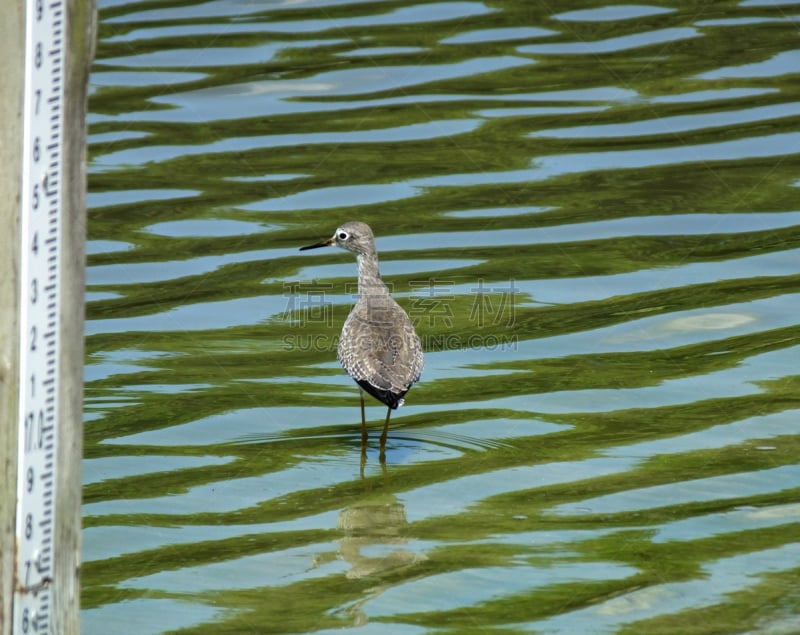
[300,221,423,460]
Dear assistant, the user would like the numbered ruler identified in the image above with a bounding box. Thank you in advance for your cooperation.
[14,0,66,632]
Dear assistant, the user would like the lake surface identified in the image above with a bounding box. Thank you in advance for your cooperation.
[84,0,800,633]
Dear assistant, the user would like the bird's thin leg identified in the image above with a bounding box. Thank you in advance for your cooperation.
[360,390,368,444]
[379,407,392,463]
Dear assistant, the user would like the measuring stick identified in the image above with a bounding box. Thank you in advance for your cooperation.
[14,0,66,631]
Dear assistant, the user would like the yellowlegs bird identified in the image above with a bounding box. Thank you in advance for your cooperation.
[300,221,423,460]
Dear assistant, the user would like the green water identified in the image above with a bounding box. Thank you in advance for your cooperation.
[84,1,800,633]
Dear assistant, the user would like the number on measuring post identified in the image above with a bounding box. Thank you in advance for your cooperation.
[14,0,65,632]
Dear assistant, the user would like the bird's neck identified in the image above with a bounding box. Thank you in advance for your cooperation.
[356,252,387,296]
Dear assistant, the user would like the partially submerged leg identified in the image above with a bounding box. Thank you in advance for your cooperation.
[379,407,392,462]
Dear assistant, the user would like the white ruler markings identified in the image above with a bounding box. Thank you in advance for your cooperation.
[15,0,66,632]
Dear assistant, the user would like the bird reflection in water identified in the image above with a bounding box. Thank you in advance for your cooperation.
[337,499,427,580]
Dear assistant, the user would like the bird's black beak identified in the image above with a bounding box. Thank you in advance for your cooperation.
[299,237,333,251]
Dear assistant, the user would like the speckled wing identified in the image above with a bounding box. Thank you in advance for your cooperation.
[338,297,423,409]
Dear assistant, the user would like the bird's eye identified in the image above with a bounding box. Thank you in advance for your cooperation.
[338,231,348,240]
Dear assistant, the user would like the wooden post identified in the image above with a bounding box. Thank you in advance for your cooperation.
[0,2,26,629]
[0,1,94,633]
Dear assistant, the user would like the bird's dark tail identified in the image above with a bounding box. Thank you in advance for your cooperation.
[357,380,407,409]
